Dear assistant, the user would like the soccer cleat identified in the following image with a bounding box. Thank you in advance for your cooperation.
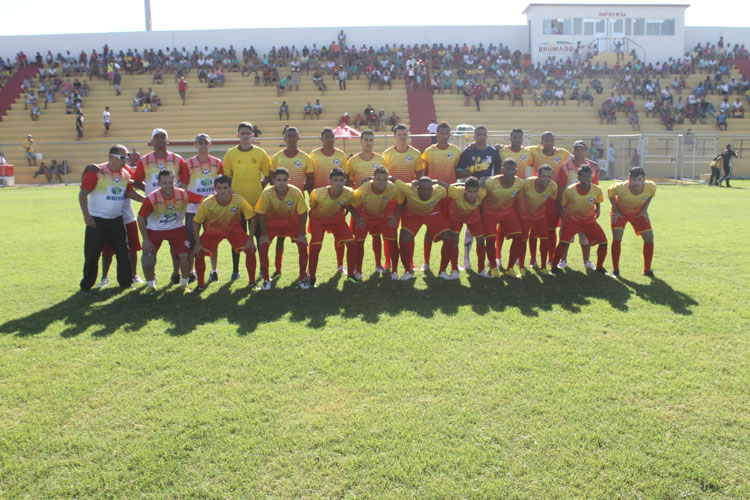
[529,259,538,269]
[170,273,180,285]
[132,275,144,284]
[643,269,655,278]
[188,271,197,283]
[419,263,430,271]
[182,284,192,293]
[550,267,562,275]
[557,259,567,269]
[490,268,501,278]
[583,260,595,270]
[375,266,386,274]
[478,269,492,278]
[538,268,550,275]
[144,285,157,293]
[346,276,361,284]
[612,269,621,278]
[308,278,317,288]
[208,271,219,283]
[97,277,109,288]
[261,280,272,290]
[337,266,347,274]
[354,272,363,280]
[438,271,452,280]
[196,285,206,292]
[596,267,608,274]
[298,279,311,289]
[504,269,520,279]
[271,271,282,280]
[450,270,460,280]
[399,271,414,281]
[519,268,530,276]
[391,272,400,280]
[230,272,241,282]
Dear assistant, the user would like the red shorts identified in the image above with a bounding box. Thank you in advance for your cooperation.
[102,221,140,258]
[309,215,354,246]
[265,216,303,242]
[482,208,522,238]
[559,219,607,246]
[147,227,190,254]
[199,230,252,254]
[400,210,450,241]
[611,212,652,235]
[449,209,484,238]
[546,201,561,229]
[520,214,548,240]
[351,215,398,240]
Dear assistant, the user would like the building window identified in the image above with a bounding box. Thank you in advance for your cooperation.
[646,19,661,36]
[625,18,632,36]
[662,19,675,36]
[633,18,645,36]
[574,17,583,35]
[543,18,572,35]
[584,19,595,36]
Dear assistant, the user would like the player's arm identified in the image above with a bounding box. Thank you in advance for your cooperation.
[637,197,652,221]
[191,219,205,255]
[137,214,155,254]
[297,212,308,245]
[125,187,145,203]
[304,173,314,193]
[78,189,95,227]
[256,214,269,245]
[389,200,405,228]
[177,159,189,189]
[133,160,147,191]
[81,163,101,179]
[244,216,258,251]
[595,202,601,219]
[433,179,450,189]
[455,150,471,179]
[346,205,365,230]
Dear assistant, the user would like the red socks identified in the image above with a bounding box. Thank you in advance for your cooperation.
[643,242,654,272]
[296,240,308,280]
[388,240,399,271]
[506,238,523,271]
[485,237,497,269]
[372,235,382,268]
[539,239,549,269]
[547,229,557,265]
[596,243,607,269]
[399,241,414,273]
[439,241,451,274]
[274,246,283,274]
[308,243,322,279]
[424,238,432,265]
[611,239,622,270]
[345,241,356,277]
[335,243,344,268]
[259,242,270,281]
[476,240,486,272]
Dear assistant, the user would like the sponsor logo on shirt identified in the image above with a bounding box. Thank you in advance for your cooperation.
[200,178,212,187]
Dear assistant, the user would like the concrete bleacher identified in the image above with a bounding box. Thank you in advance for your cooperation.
[0,70,409,184]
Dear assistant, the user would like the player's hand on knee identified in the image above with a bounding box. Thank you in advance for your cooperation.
[84,214,96,227]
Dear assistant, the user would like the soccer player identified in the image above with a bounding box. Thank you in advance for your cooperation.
[137,169,203,292]
[455,125,501,270]
[526,131,571,267]
[310,127,349,273]
[133,128,190,284]
[557,140,601,269]
[223,122,272,281]
[550,165,608,274]
[441,176,485,279]
[419,121,461,271]
[518,165,557,273]
[308,168,359,286]
[608,166,656,277]
[255,167,309,290]
[350,166,404,277]
[79,144,145,292]
[394,177,453,281]
[270,126,314,279]
[185,133,223,282]
[191,175,258,289]
[348,130,388,271]
[481,158,525,278]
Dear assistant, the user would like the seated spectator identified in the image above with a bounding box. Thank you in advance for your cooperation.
[732,98,744,118]
[644,98,656,118]
[153,67,163,84]
[717,109,728,130]
[313,99,323,119]
[216,69,225,87]
[33,162,50,181]
[49,159,63,182]
[581,86,594,106]
[303,101,313,120]
[500,81,511,100]
[133,96,142,112]
[660,105,674,130]
[253,72,261,86]
[512,84,523,106]
[378,109,386,130]
[543,88,553,106]
[623,97,635,114]
[206,70,217,88]
[629,110,641,131]
[198,68,207,83]
[701,98,716,118]
[279,101,290,120]
[30,103,40,121]
[388,111,400,129]
[150,93,161,110]
[277,75,288,96]
[340,111,350,126]
[554,88,566,106]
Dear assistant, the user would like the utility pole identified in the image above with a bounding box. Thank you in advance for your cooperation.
[145,0,152,31]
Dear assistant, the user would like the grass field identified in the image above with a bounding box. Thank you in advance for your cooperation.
[1,182,748,499]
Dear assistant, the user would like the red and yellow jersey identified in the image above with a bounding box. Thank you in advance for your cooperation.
[139,187,203,231]
[395,179,446,216]
[519,177,558,217]
[382,145,423,182]
[270,149,313,191]
[185,155,223,212]
[309,186,355,220]
[559,157,600,187]
[348,152,386,186]
[81,163,134,219]
[309,147,350,189]
[608,180,656,216]
[222,145,272,206]
[527,146,571,182]
[483,175,524,213]
[193,193,255,234]
[421,143,461,183]
[254,185,308,219]
[498,145,532,179]
[447,184,485,219]
[561,184,604,224]
[134,151,189,195]
[351,181,403,218]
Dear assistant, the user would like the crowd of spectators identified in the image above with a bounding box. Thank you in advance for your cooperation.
[31,159,69,182]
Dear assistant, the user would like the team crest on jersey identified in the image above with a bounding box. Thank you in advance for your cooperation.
[113,176,121,184]
[373,163,380,169]
[167,204,175,210]
[542,193,549,199]
[485,156,492,163]
[587,197,595,203]
[337,201,345,206]
[642,196,649,201]
[428,200,436,206]
[333,159,341,166]
[406,155,413,162]
[231,207,238,213]
[554,157,561,163]
[157,163,165,171]
[447,153,454,159]
[511,190,519,197]
[203,168,210,176]
[521,154,528,161]
[285,200,294,206]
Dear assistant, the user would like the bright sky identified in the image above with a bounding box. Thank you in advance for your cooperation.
[1,0,746,36]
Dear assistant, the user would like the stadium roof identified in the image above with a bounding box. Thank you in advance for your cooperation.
[523,4,690,14]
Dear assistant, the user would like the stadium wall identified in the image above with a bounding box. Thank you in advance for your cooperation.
[0,26,528,61]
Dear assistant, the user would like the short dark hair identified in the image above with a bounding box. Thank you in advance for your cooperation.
[537,165,553,175]
[577,164,593,176]
[475,125,488,134]
[273,167,289,179]
[510,128,524,136]
[393,123,408,133]
[360,129,375,138]
[329,167,346,179]
[321,127,334,137]
[108,144,127,155]
[214,174,232,186]
[628,166,645,179]
[284,126,299,136]
[373,165,389,177]
[157,169,175,181]
[502,158,517,169]
[465,176,480,189]
[237,122,253,133]
[437,121,451,132]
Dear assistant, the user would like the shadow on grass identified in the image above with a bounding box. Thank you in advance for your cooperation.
[0,269,697,338]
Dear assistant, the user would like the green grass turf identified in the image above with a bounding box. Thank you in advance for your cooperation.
[0,182,748,499]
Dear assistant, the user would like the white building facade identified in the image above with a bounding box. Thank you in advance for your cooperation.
[524,3,689,64]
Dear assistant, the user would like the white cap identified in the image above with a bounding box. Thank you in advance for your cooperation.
[151,128,168,140]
